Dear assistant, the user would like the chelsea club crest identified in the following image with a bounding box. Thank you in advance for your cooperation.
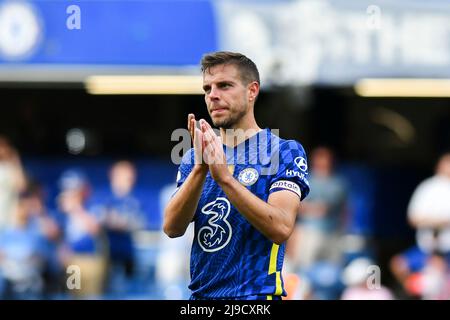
[238,168,259,186]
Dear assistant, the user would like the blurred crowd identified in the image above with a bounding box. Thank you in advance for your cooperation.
[0,135,154,299]
[0,133,449,300]
[282,147,450,300]
[389,154,450,300]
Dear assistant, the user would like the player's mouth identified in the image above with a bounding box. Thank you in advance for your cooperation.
[211,107,229,115]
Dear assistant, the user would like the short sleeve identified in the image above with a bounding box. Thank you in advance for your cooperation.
[269,140,310,201]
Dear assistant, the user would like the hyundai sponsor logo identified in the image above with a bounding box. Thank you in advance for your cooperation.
[294,157,308,172]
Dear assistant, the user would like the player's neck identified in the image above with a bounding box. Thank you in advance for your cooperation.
[220,116,262,147]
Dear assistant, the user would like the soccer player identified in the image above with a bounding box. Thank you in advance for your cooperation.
[163,51,310,300]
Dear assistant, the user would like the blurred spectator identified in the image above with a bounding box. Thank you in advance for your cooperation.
[416,254,450,300]
[407,153,450,254]
[282,272,303,300]
[390,246,450,299]
[341,257,393,300]
[0,186,49,299]
[390,153,450,299]
[57,169,108,299]
[92,160,146,295]
[0,136,27,233]
[304,261,344,300]
[287,147,349,271]
[22,179,63,297]
[155,182,192,299]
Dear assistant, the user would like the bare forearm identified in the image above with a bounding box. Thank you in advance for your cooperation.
[164,165,207,237]
[218,176,293,244]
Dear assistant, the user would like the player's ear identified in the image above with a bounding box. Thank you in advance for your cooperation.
[248,81,259,102]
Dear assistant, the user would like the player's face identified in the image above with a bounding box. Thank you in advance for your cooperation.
[203,64,250,129]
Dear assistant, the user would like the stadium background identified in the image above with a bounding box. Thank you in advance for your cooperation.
[0,0,449,299]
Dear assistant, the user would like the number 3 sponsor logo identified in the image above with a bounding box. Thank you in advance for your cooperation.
[198,197,232,252]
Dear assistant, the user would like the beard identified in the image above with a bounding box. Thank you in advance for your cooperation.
[211,107,247,129]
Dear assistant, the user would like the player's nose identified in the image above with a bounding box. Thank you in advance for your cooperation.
[209,86,220,100]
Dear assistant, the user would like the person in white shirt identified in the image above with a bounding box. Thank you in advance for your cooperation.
[0,136,27,233]
[408,153,450,254]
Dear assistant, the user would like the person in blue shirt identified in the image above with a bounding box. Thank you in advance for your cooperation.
[0,189,49,299]
[57,169,108,298]
[164,51,310,300]
[19,180,63,298]
[93,160,145,294]
[287,146,348,273]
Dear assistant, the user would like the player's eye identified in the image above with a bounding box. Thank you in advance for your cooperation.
[219,83,231,89]
[203,86,211,93]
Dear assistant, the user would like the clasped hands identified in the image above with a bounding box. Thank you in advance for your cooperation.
[188,114,230,184]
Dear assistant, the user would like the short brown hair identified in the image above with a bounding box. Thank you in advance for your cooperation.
[201,51,260,85]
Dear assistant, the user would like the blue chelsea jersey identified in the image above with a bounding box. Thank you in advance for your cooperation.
[175,129,310,299]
